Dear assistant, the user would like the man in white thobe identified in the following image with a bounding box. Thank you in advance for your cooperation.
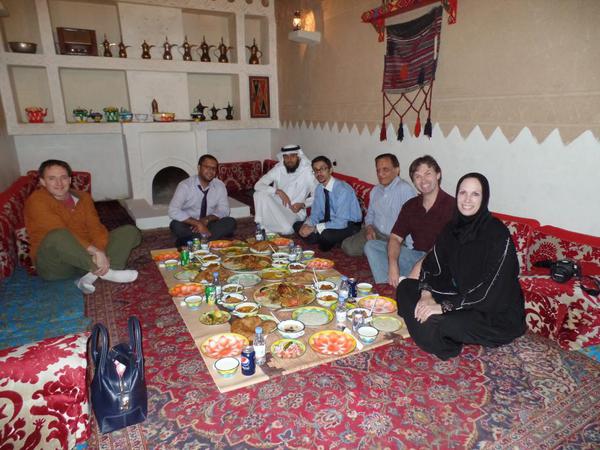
[253,145,317,235]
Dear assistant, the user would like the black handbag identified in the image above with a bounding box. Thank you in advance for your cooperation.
[90,316,147,433]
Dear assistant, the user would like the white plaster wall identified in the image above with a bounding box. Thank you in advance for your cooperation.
[0,104,19,190]
[14,133,130,200]
[273,123,600,236]
[207,128,271,163]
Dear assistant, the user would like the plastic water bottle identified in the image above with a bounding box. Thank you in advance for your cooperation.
[287,242,297,262]
[338,276,349,299]
[200,233,209,250]
[255,223,264,242]
[212,271,222,302]
[254,327,266,365]
[335,296,347,328]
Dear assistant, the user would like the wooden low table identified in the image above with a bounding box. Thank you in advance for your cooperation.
[152,248,409,393]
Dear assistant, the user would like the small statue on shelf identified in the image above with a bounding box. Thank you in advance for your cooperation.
[118,40,130,58]
[197,36,214,62]
[162,36,176,60]
[179,36,196,61]
[224,103,234,120]
[210,104,220,120]
[141,40,154,59]
[192,100,207,121]
[101,34,113,57]
[151,99,159,114]
[246,38,262,65]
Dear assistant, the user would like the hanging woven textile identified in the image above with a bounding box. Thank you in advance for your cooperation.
[381,6,442,141]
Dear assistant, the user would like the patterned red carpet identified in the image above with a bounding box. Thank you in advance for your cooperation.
[85,216,600,449]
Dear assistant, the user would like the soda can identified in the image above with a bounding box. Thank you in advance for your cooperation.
[205,285,216,305]
[180,249,190,266]
[241,345,256,376]
[348,278,357,298]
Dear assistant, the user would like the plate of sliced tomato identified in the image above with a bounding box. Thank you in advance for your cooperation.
[200,332,249,359]
[309,330,357,356]
[153,251,180,262]
[168,282,205,297]
[209,240,234,249]
[306,258,335,271]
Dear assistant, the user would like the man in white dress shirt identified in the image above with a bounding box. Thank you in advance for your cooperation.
[253,145,317,235]
[168,154,236,247]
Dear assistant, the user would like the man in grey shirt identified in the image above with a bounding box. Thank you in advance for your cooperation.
[342,153,416,256]
[168,154,236,247]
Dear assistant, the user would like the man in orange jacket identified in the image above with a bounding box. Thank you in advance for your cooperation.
[24,159,141,294]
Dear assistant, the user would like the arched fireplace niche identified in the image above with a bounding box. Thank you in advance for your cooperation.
[152,166,189,205]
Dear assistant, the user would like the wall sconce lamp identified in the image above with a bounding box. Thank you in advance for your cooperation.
[288,10,321,45]
[292,10,302,31]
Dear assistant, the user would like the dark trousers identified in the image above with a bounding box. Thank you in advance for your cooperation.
[170,217,237,248]
[396,279,524,360]
[293,221,361,252]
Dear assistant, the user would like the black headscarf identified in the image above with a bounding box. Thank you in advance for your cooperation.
[451,172,491,244]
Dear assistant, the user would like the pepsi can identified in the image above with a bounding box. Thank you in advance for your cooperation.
[241,346,255,376]
[348,278,357,298]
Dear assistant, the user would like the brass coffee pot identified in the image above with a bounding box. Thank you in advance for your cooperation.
[245,38,262,65]
[179,36,196,61]
[162,37,177,60]
[141,40,154,59]
[197,36,214,62]
[213,37,233,63]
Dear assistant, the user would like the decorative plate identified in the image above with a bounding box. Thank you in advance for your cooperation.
[168,282,205,297]
[222,254,271,272]
[306,258,335,271]
[271,339,306,359]
[209,240,234,249]
[371,315,405,333]
[358,295,398,314]
[292,306,334,326]
[260,267,291,282]
[200,333,249,359]
[218,246,248,257]
[270,237,293,247]
[249,241,274,254]
[174,269,199,281]
[227,273,262,287]
[254,283,316,309]
[198,309,231,325]
[153,251,180,262]
[309,330,357,356]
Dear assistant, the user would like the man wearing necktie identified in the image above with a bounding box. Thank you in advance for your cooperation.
[294,156,362,251]
[168,154,236,247]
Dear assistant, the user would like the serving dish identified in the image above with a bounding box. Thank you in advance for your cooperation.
[271,339,306,359]
[8,41,37,53]
[276,319,305,339]
[198,309,231,325]
[292,306,333,327]
[260,267,290,282]
[306,258,335,271]
[222,254,271,273]
[309,330,357,356]
[357,295,398,314]
[232,302,260,318]
[371,315,405,333]
[227,273,262,287]
[169,282,205,297]
[316,291,338,308]
[218,292,245,310]
[200,333,249,359]
[214,357,239,377]
[254,283,316,309]
[153,112,175,122]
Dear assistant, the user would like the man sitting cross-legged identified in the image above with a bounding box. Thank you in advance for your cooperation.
[341,153,416,257]
[168,154,236,247]
[253,144,317,235]
[293,155,362,252]
[24,159,142,294]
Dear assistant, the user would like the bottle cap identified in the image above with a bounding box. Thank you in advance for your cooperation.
[255,326,263,334]
[213,271,219,276]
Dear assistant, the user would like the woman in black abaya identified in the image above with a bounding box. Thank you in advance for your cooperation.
[397,173,526,360]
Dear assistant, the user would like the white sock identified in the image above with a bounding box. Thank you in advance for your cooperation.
[76,272,98,294]
[99,269,138,283]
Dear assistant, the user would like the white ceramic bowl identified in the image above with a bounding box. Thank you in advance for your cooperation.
[316,290,339,308]
[288,262,306,273]
[271,252,289,260]
[357,282,373,296]
[314,280,336,291]
[271,260,288,269]
[347,307,371,320]
[220,292,246,310]
[277,319,305,339]
[233,301,259,317]
[214,357,239,377]
[302,250,315,260]
[357,326,379,344]
[184,295,203,310]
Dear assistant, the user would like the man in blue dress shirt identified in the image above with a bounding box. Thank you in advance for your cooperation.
[342,153,416,256]
[168,154,236,247]
[293,156,362,251]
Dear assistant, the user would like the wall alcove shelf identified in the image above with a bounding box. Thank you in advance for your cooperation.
[0,0,279,135]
